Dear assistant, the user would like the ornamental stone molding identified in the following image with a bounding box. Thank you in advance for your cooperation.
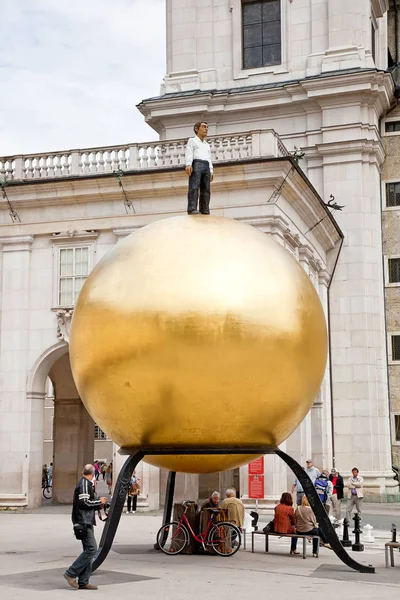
[51,230,98,241]
[56,309,74,343]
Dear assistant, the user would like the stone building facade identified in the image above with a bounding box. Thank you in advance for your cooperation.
[0,0,399,509]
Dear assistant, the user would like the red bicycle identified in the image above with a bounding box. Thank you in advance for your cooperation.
[156,501,241,557]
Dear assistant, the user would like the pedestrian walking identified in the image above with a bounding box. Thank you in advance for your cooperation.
[101,462,107,481]
[346,467,364,522]
[47,462,53,487]
[63,464,107,590]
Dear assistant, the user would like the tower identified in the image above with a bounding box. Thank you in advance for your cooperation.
[138,0,397,496]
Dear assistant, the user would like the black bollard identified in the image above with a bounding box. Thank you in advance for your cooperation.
[341,518,352,547]
[250,511,259,532]
[352,513,364,552]
[391,523,397,543]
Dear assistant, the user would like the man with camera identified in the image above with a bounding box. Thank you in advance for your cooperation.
[64,464,107,590]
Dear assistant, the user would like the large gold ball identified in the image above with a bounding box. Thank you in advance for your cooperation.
[69,215,327,473]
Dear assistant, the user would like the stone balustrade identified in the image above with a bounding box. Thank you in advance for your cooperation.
[0,130,289,182]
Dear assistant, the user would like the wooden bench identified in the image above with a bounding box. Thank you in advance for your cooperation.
[385,541,400,568]
[251,530,320,559]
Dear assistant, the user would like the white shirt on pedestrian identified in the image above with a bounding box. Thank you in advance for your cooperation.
[185,136,213,174]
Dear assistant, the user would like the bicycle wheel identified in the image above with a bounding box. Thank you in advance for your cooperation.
[207,522,241,556]
[156,521,188,555]
[42,486,52,499]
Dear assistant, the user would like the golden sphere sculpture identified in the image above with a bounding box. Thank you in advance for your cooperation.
[70,215,327,474]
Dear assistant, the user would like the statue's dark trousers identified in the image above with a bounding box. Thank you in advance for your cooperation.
[187,159,211,214]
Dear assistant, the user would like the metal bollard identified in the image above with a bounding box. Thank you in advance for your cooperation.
[363,524,374,543]
[341,518,352,547]
[391,523,397,543]
[352,513,364,552]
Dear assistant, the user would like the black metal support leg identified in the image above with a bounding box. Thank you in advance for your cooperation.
[275,449,375,574]
[92,450,145,572]
[162,471,176,527]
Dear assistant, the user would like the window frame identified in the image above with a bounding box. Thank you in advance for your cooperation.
[241,0,282,71]
[232,0,288,80]
[388,332,400,363]
[382,117,400,138]
[52,241,96,308]
[391,413,400,445]
[383,181,400,209]
[384,255,400,287]
[95,425,109,440]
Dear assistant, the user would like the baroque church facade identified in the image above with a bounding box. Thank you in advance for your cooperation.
[0,0,399,509]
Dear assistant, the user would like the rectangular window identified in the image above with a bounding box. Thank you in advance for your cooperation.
[386,182,400,207]
[385,121,400,133]
[242,0,281,70]
[395,415,400,442]
[389,258,400,283]
[58,246,89,306]
[392,335,400,361]
[94,425,109,440]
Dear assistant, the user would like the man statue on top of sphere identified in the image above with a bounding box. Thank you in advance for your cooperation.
[185,121,213,215]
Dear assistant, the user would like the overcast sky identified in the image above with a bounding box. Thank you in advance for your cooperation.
[0,0,165,156]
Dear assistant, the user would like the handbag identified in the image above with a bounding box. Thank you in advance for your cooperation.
[73,523,88,540]
[263,520,274,533]
[129,482,140,496]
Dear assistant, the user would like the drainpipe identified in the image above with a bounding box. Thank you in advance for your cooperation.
[326,237,344,469]
[395,0,399,66]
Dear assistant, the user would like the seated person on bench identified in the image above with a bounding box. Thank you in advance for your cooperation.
[292,496,331,557]
[273,492,298,555]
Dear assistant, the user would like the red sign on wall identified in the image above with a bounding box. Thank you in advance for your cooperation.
[248,474,264,499]
[248,457,264,475]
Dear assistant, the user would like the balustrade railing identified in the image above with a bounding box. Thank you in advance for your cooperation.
[0,130,289,182]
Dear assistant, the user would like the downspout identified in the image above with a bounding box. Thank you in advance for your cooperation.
[326,237,344,469]
[395,0,399,66]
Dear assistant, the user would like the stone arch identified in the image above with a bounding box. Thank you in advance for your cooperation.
[26,341,69,397]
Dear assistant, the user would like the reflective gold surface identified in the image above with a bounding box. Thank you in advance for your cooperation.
[69,215,327,473]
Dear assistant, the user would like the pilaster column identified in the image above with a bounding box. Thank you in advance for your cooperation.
[0,235,34,507]
[321,0,372,71]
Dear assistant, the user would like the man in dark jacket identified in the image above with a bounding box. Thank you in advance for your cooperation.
[329,468,344,521]
[63,464,107,590]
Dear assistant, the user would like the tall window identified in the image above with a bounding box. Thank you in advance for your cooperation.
[58,246,89,306]
[392,335,400,361]
[389,258,400,283]
[386,182,400,207]
[395,415,400,442]
[371,21,376,62]
[242,0,281,70]
[94,425,109,440]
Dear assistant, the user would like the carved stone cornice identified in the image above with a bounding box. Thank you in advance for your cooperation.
[0,235,34,252]
[55,308,74,343]
[51,230,98,241]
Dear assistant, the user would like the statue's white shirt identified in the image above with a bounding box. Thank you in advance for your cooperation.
[185,136,213,173]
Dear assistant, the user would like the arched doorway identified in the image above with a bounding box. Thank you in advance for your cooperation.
[27,343,98,506]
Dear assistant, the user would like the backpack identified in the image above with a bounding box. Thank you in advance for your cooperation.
[314,477,329,502]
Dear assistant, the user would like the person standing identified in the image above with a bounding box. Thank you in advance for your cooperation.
[314,470,333,514]
[94,461,100,481]
[185,122,213,215]
[106,462,113,495]
[346,467,364,522]
[63,464,107,590]
[101,462,107,481]
[291,459,320,505]
[126,470,141,514]
[329,468,344,520]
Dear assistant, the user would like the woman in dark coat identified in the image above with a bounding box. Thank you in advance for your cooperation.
[329,468,344,520]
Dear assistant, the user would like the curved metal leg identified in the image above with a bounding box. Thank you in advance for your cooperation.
[275,449,375,574]
[92,450,145,572]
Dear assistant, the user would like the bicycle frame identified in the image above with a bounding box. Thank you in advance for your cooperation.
[176,510,223,550]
